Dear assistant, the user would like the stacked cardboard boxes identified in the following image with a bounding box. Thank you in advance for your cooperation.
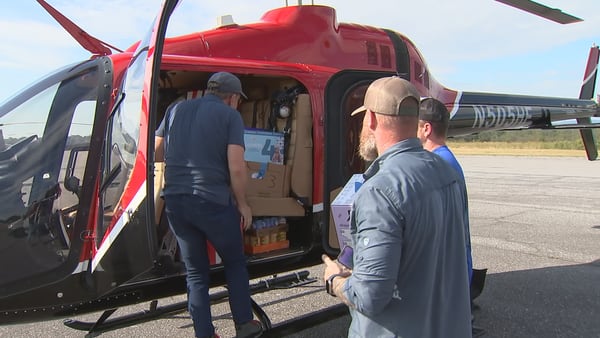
[244,217,289,254]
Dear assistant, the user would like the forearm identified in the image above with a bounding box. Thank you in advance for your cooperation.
[154,137,165,162]
[229,166,248,206]
[331,276,355,309]
[227,144,249,207]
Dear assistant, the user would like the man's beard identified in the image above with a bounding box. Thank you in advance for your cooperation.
[358,128,377,162]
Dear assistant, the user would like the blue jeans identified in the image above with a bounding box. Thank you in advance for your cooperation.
[164,194,253,337]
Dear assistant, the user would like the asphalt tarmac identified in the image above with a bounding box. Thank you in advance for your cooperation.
[1,155,599,338]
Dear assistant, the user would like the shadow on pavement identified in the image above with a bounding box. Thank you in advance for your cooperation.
[473,260,600,338]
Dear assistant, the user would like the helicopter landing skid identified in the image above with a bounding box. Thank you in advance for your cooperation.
[63,270,315,337]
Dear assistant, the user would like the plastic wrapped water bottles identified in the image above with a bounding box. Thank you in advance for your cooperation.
[250,216,287,245]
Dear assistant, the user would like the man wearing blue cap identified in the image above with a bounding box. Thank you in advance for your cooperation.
[155,72,263,338]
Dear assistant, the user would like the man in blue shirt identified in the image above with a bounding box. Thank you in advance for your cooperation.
[418,98,487,337]
[155,72,263,338]
[322,77,472,337]
[418,97,473,283]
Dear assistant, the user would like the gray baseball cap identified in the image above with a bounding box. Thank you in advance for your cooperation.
[207,72,247,99]
[351,76,420,116]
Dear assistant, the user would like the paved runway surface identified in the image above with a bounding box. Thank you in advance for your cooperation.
[1,155,599,338]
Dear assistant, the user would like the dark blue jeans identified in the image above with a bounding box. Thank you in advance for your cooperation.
[164,194,252,337]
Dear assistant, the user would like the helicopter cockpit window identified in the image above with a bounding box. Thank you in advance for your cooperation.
[0,66,98,285]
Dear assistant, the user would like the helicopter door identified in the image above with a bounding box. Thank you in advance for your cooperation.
[90,0,180,293]
[0,60,114,303]
[323,70,395,253]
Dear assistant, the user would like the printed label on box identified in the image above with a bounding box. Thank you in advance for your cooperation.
[331,174,364,249]
[244,129,285,165]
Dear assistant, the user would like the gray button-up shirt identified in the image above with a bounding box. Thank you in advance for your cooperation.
[342,138,472,338]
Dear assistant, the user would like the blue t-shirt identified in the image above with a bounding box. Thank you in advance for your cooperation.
[433,145,464,180]
[156,94,245,206]
[433,145,473,283]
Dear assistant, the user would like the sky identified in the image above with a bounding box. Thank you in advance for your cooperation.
[0,0,599,103]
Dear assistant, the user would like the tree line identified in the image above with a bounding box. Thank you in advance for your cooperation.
[451,129,599,150]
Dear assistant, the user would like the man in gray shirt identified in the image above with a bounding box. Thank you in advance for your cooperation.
[322,76,472,337]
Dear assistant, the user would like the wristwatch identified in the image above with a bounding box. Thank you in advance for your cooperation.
[326,273,344,297]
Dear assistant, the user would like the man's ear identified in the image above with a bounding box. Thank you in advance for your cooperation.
[422,121,432,137]
[367,110,378,131]
[228,94,239,109]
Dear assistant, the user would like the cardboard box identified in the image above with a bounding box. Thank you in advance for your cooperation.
[244,240,290,255]
[328,187,342,249]
[244,224,290,254]
[289,94,313,204]
[330,174,364,249]
[246,162,289,198]
[244,129,285,165]
[248,196,305,216]
[154,162,165,224]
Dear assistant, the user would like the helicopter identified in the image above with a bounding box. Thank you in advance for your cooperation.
[0,0,598,335]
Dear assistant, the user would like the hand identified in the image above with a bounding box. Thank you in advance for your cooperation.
[238,203,253,231]
[321,254,351,283]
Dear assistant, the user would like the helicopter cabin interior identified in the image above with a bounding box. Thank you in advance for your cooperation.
[153,69,315,264]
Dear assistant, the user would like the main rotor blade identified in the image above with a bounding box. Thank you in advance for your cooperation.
[495,0,583,24]
[36,0,118,55]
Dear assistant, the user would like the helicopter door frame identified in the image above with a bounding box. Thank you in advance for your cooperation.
[322,70,396,255]
[88,0,180,294]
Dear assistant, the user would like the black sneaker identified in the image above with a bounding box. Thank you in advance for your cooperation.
[235,319,263,338]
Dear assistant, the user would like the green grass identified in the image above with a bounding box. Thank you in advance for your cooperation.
[447,141,587,157]
[447,129,599,156]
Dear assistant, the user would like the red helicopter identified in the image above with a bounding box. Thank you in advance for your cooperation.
[0,0,598,335]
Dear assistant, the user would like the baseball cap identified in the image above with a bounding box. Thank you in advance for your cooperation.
[350,76,420,116]
[419,97,449,123]
[207,72,247,99]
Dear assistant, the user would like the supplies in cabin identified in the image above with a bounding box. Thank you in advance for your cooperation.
[244,129,290,198]
[244,216,289,254]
